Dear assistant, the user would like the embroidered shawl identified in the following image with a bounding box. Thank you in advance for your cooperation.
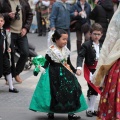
[46,44,70,63]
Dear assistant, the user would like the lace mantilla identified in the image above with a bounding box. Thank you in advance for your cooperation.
[46,45,70,63]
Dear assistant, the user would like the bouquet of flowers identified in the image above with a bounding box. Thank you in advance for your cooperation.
[32,55,46,76]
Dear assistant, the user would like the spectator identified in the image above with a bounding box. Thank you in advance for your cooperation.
[70,0,91,54]
[49,0,71,50]
[89,0,114,44]
[33,0,50,36]
[0,0,33,83]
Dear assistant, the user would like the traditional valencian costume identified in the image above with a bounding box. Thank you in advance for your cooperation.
[92,4,120,120]
[29,44,87,113]
[77,38,102,117]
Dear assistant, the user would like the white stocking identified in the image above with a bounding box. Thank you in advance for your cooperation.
[91,95,97,112]
[87,96,93,112]
[5,73,14,90]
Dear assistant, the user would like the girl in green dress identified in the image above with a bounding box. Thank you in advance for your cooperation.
[29,29,88,120]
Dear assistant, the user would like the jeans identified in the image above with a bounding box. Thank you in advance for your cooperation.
[3,53,11,76]
[10,33,29,77]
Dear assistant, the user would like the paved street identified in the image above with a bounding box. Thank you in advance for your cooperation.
[0,32,99,120]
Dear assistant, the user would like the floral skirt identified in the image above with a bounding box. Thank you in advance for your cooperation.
[97,59,120,120]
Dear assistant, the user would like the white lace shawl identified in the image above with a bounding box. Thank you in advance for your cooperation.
[92,4,120,86]
[46,44,70,63]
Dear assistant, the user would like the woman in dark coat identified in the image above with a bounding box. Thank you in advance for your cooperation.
[90,0,114,44]
[70,0,91,54]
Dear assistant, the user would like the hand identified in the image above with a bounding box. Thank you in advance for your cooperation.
[21,28,27,37]
[79,11,83,16]
[51,27,55,31]
[9,12,15,19]
[76,69,82,76]
[74,10,78,16]
[95,0,99,5]
[7,48,11,53]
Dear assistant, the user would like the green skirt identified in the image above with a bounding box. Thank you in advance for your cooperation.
[29,67,88,113]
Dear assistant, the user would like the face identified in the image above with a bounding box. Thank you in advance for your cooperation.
[94,0,99,4]
[0,18,4,28]
[90,30,102,42]
[56,34,68,48]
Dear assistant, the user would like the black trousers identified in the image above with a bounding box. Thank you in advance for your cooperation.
[10,33,29,77]
[87,69,98,97]
[36,11,46,35]
[3,53,11,76]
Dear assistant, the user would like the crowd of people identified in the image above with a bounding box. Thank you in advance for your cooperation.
[0,0,120,120]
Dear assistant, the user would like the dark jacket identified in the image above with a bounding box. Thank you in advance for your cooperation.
[0,29,9,77]
[0,0,33,31]
[89,0,114,43]
[77,39,102,67]
[70,1,91,25]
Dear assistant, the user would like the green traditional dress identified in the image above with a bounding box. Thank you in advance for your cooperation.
[29,44,88,113]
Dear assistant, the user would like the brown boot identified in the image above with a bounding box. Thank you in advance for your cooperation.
[15,75,22,83]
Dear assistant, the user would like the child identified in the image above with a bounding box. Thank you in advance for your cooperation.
[0,14,19,93]
[76,23,103,117]
[29,29,88,120]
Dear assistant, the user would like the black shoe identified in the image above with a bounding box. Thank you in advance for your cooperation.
[86,111,93,117]
[42,33,46,36]
[38,33,42,36]
[68,114,81,120]
[92,110,98,116]
[9,88,19,93]
[47,113,54,119]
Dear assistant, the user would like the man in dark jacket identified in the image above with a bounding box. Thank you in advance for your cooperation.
[0,0,33,83]
[90,0,114,44]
